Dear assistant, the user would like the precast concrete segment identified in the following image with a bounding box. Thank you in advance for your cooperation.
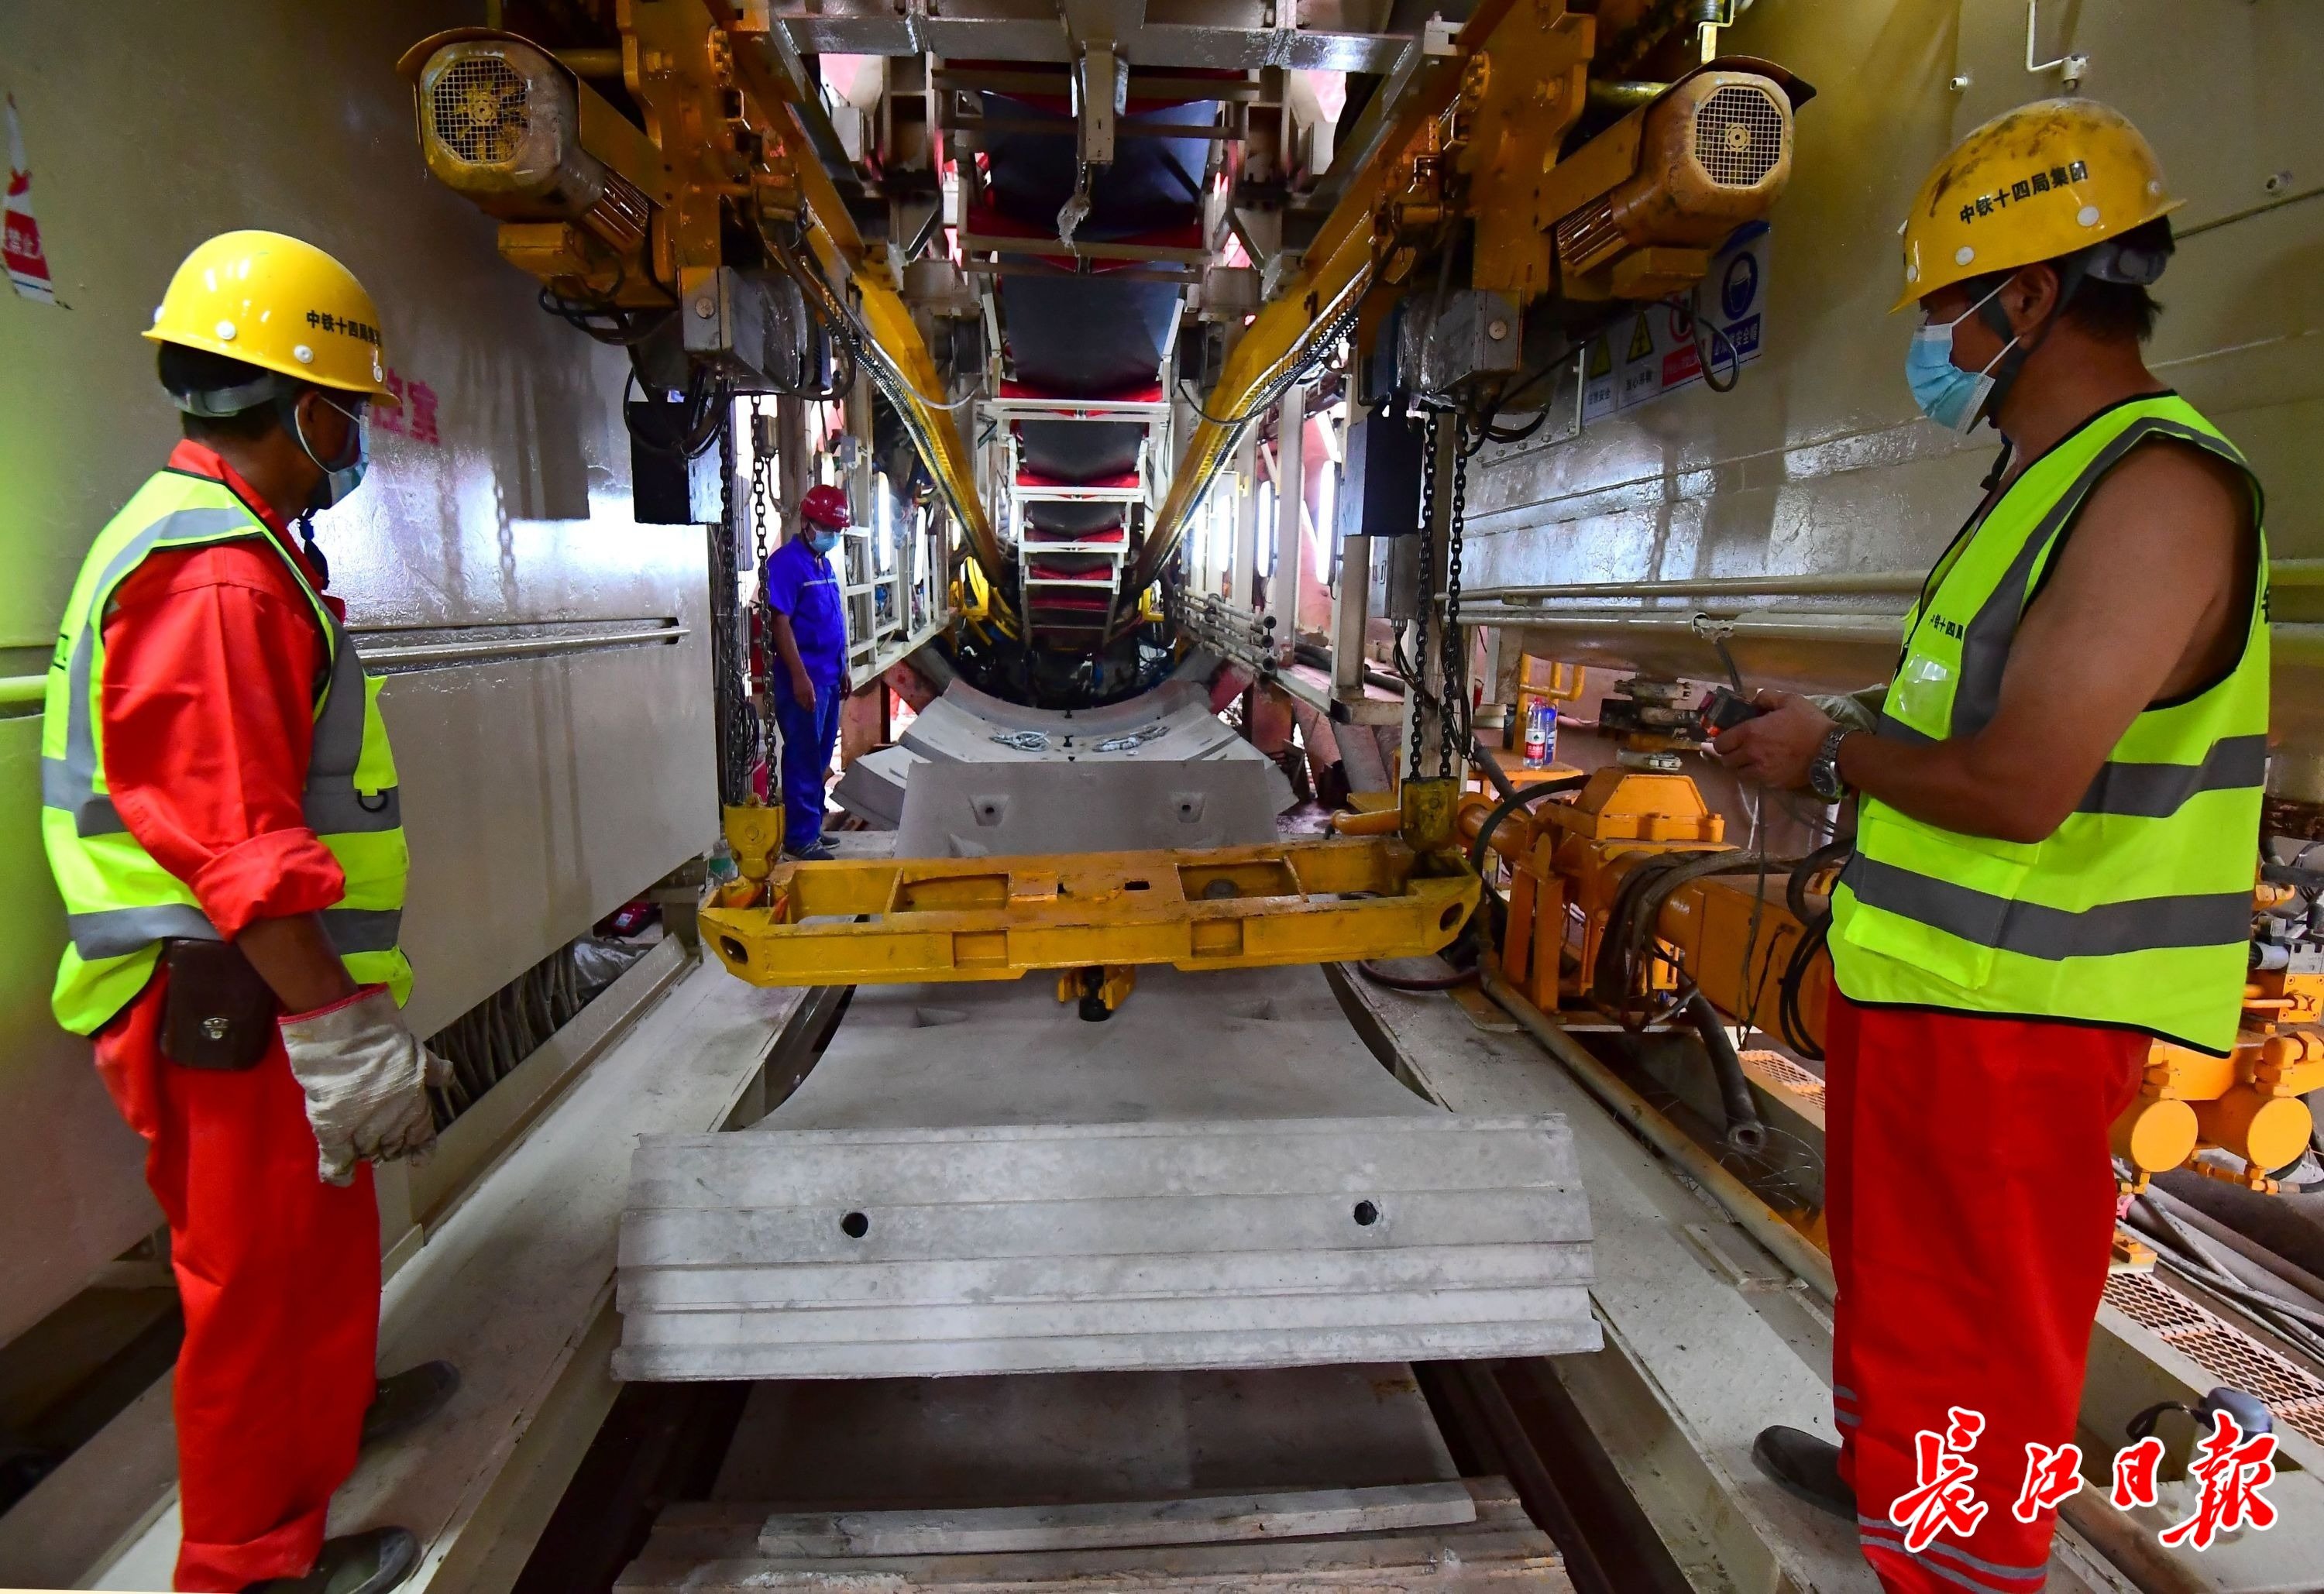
[832,678,1294,831]
[830,744,919,830]
[614,967,1599,1381]
[894,760,1286,857]
[901,681,1274,768]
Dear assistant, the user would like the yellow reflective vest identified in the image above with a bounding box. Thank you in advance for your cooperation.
[42,469,410,1035]
[1830,395,2267,1056]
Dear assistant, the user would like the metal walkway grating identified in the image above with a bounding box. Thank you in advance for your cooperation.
[2103,1268,2324,1445]
[1741,1049,1827,1108]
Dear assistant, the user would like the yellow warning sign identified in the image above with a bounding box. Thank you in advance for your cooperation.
[1585,337,1612,379]
[1625,314,1655,364]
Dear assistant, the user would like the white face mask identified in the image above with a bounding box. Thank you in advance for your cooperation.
[1906,279,2016,434]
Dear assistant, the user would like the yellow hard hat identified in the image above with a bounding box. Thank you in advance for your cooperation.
[1893,98,2180,313]
[145,230,399,404]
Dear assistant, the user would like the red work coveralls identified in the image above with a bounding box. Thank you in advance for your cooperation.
[90,441,381,1591]
[1826,994,2144,1594]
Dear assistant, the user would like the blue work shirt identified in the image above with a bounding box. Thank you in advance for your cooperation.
[763,535,848,686]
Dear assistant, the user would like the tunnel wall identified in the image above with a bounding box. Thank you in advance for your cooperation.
[0,3,717,1345]
[1463,0,2324,776]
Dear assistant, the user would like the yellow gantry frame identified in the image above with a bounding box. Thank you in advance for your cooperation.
[1133,0,1576,593]
[699,837,1479,987]
[621,0,1009,612]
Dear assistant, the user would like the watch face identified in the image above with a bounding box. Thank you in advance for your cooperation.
[1810,733,1847,800]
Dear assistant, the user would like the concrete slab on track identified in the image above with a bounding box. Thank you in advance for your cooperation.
[616,967,1600,1381]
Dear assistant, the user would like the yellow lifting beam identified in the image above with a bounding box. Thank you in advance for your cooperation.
[700,837,1479,988]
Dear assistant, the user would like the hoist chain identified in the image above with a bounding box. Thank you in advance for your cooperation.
[746,398,777,785]
[1408,411,1441,781]
[748,397,775,569]
[711,417,752,808]
[1438,418,1468,779]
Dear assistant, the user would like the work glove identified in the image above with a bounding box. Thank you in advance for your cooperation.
[278,986,452,1187]
[1806,689,1883,735]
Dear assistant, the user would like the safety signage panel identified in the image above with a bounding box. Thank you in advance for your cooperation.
[4,94,58,305]
[1580,223,1767,423]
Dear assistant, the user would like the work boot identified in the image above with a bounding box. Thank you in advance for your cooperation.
[783,840,837,862]
[360,1361,460,1449]
[1752,1425,1856,1522]
[243,1527,418,1593]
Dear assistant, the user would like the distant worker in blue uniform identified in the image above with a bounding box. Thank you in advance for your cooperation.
[763,483,853,861]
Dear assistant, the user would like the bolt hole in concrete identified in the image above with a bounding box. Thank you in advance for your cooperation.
[841,1211,870,1239]
[1353,1201,1380,1227]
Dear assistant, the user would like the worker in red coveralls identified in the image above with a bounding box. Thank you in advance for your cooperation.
[40,233,459,1593]
[1716,105,2266,1591]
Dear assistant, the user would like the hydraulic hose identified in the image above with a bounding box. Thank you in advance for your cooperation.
[1786,836,1855,926]
[1680,985,1769,1156]
[1471,731,1524,803]
[1465,783,1568,878]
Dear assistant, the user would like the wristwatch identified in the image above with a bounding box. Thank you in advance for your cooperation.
[1808,727,1852,802]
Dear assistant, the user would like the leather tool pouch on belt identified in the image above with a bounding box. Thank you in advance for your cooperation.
[160,940,280,1070]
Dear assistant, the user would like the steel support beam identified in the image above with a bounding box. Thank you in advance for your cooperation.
[1133,2,1524,593]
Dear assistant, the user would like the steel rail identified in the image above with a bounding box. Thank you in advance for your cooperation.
[1480,963,1838,1300]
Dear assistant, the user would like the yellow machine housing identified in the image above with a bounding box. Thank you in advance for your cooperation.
[1463,771,2318,1194]
[1549,65,1800,300]
[399,31,663,306]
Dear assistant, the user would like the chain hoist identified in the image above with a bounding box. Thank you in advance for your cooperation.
[745,398,779,783]
[711,416,752,808]
[1406,411,1441,781]
[748,399,775,570]
[1437,417,1469,779]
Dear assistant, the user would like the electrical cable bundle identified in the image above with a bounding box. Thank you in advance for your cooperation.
[1177,297,1363,433]
[539,282,674,348]
[2123,1181,2324,1369]
[623,364,728,459]
[1775,837,1853,1061]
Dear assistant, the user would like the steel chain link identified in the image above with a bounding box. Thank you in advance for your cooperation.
[746,399,777,784]
[711,416,752,807]
[748,397,774,569]
[1408,410,1441,780]
[1439,418,1468,778]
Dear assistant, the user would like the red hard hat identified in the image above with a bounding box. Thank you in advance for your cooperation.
[799,484,851,531]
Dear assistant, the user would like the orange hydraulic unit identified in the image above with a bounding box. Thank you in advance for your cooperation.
[1462,771,2321,1194]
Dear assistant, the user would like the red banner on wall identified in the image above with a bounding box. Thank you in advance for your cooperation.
[5,94,61,305]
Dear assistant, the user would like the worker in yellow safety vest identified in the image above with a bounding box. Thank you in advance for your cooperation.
[41,232,459,1593]
[1715,102,2266,1592]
